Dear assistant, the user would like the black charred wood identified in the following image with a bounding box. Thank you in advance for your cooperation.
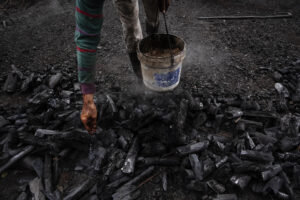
[230,175,251,190]
[0,145,34,174]
[177,99,188,133]
[240,150,274,163]
[64,179,93,200]
[207,179,226,193]
[250,132,277,145]
[138,156,180,166]
[189,154,204,181]
[215,156,228,168]
[44,154,53,195]
[211,194,238,200]
[186,180,207,192]
[279,136,300,152]
[176,141,209,156]
[121,137,139,174]
[22,156,43,178]
[261,164,282,181]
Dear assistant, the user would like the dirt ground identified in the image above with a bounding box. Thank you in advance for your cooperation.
[0,0,300,199]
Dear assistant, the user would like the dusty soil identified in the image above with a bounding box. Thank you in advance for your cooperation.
[0,0,300,199]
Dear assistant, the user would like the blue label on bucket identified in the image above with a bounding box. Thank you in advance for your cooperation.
[154,67,180,87]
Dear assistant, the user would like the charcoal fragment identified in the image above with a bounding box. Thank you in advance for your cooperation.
[177,99,188,133]
[263,176,282,195]
[294,165,300,188]
[212,194,238,200]
[207,179,226,193]
[230,175,251,190]
[0,116,9,128]
[121,137,139,174]
[162,171,167,191]
[3,72,18,93]
[240,150,274,163]
[176,141,209,156]
[215,156,228,168]
[64,179,92,200]
[261,164,282,181]
[49,73,62,89]
[189,154,203,181]
[29,177,45,200]
[279,136,300,152]
[186,180,207,192]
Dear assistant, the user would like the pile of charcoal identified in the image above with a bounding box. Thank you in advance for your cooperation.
[0,64,300,200]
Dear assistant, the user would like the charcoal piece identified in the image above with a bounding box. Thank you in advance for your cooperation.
[240,150,274,163]
[161,111,175,124]
[16,192,27,200]
[119,166,154,189]
[229,153,242,163]
[44,154,52,195]
[35,129,60,137]
[3,72,18,93]
[250,132,277,145]
[290,115,300,136]
[64,179,92,200]
[29,177,45,200]
[21,73,35,92]
[61,90,73,98]
[245,132,255,149]
[107,176,131,190]
[177,99,188,133]
[237,119,263,130]
[233,161,263,173]
[141,142,166,156]
[189,154,204,181]
[0,116,9,128]
[0,145,34,174]
[91,146,106,171]
[203,158,215,177]
[251,180,265,194]
[162,171,167,191]
[49,73,62,89]
[280,171,295,199]
[275,83,289,97]
[22,156,43,178]
[207,179,226,193]
[273,71,282,81]
[230,175,251,190]
[294,165,300,188]
[112,184,139,200]
[212,194,238,200]
[139,157,180,166]
[261,164,282,181]
[15,118,28,126]
[276,192,290,200]
[121,137,139,174]
[186,180,207,192]
[263,176,283,195]
[225,107,243,119]
[7,113,27,121]
[118,136,128,150]
[193,112,207,129]
[279,136,300,152]
[107,94,117,113]
[183,169,195,179]
[100,129,117,147]
[176,141,209,156]
[215,141,226,152]
[215,156,228,168]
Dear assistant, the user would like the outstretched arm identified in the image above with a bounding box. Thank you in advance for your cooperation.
[75,0,105,134]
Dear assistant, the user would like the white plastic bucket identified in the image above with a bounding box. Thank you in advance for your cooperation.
[137,34,186,92]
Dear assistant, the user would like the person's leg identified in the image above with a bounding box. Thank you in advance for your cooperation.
[75,0,104,94]
[141,0,159,35]
[113,0,143,79]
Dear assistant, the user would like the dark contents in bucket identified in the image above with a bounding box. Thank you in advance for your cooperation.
[145,48,181,57]
[139,34,184,58]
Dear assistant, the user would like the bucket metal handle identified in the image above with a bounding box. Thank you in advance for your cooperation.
[162,13,175,67]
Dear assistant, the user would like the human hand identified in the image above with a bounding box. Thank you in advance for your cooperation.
[81,94,97,134]
[158,0,170,13]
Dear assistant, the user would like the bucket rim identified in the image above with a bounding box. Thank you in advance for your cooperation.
[137,34,186,60]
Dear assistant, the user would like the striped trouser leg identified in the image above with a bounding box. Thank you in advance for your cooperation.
[75,0,105,94]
